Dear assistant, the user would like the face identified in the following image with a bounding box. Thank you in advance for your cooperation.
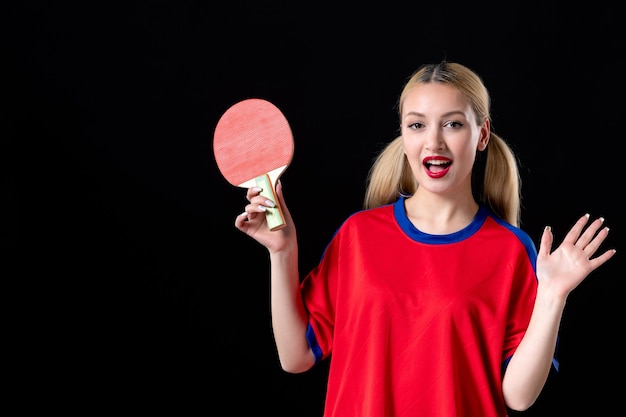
[400,82,489,197]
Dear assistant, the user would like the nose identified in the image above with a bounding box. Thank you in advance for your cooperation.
[424,128,444,151]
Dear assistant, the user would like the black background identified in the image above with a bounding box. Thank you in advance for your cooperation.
[6,2,624,415]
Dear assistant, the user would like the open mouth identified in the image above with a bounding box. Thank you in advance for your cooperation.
[424,159,451,172]
[423,157,451,178]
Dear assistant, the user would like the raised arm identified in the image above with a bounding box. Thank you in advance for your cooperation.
[502,214,616,411]
[234,182,316,373]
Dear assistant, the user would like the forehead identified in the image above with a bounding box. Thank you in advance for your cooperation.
[402,83,471,116]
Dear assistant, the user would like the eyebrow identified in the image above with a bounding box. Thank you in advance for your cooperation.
[403,110,467,119]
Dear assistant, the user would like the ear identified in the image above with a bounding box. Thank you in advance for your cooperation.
[477,119,490,151]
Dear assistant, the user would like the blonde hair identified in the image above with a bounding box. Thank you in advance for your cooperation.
[363,62,521,226]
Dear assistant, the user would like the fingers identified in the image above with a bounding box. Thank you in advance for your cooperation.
[561,214,608,248]
[274,180,291,222]
[542,214,612,250]
[589,246,617,270]
[243,186,274,212]
[234,211,249,229]
[579,218,605,250]
[560,213,591,246]
[565,215,610,261]
[236,185,282,230]
[539,225,554,257]
[545,214,615,264]
[575,216,605,249]
[245,185,263,201]
[275,180,283,201]
[235,200,271,224]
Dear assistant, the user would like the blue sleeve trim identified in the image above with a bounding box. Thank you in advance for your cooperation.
[489,213,538,273]
[502,355,512,375]
[552,336,560,372]
[306,324,323,363]
[502,350,560,377]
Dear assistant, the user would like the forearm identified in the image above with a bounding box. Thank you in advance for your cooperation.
[269,245,316,373]
[502,282,566,411]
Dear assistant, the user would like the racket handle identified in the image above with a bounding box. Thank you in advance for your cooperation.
[255,174,286,231]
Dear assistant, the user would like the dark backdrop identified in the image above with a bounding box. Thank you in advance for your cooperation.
[6,2,624,415]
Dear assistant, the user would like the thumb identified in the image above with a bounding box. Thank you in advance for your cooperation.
[275,180,293,223]
[538,225,553,257]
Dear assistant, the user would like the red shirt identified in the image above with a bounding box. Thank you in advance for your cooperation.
[301,198,556,417]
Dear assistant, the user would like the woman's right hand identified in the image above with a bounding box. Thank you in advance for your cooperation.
[234,181,295,253]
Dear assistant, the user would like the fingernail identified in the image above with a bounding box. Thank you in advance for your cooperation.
[265,200,275,208]
[258,205,266,212]
[252,186,262,192]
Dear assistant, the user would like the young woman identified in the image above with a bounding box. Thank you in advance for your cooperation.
[233,61,616,417]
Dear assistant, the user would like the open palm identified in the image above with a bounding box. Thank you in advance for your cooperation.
[536,214,616,298]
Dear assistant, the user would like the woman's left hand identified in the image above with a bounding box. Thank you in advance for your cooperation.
[536,214,616,298]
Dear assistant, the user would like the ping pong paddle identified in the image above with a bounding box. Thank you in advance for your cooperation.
[213,98,294,231]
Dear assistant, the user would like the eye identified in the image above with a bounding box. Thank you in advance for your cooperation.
[407,122,425,130]
[444,121,463,129]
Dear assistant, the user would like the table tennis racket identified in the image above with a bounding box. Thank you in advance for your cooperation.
[213,98,294,231]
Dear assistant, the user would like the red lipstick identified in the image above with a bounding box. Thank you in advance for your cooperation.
[423,156,452,178]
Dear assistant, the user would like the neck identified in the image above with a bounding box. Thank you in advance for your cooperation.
[403,190,479,234]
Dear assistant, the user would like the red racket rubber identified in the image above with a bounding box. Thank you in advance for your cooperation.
[213,98,294,231]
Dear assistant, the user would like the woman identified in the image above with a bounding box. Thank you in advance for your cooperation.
[234,61,616,416]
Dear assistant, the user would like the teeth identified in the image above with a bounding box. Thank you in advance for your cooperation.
[428,160,447,166]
